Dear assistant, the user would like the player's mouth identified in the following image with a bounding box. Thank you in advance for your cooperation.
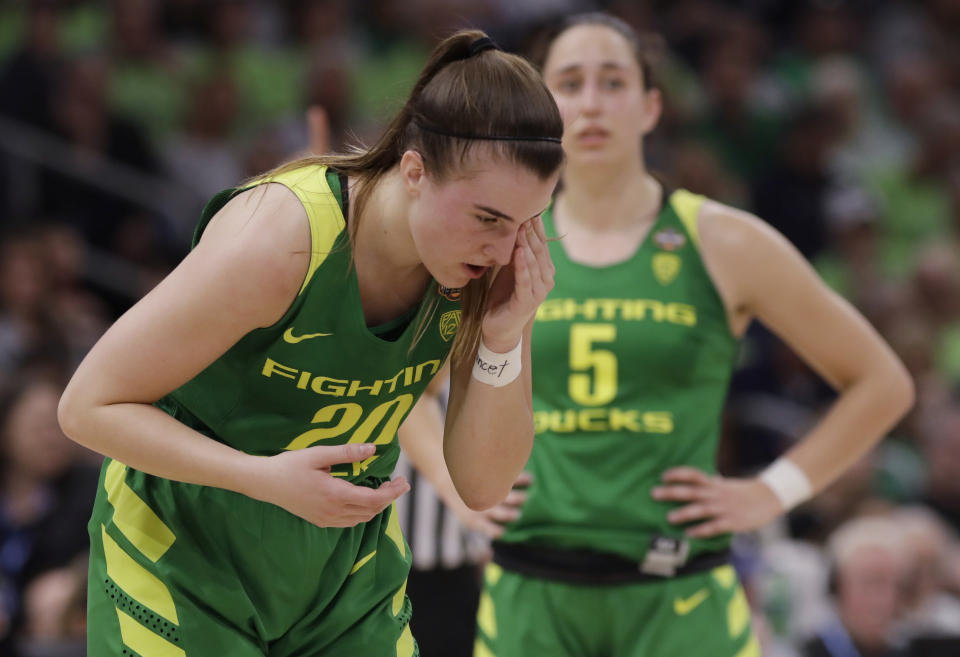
[577,126,610,144]
[463,263,489,279]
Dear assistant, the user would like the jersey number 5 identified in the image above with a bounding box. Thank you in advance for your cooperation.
[569,323,618,406]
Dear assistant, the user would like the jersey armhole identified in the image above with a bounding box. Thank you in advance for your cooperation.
[257,165,347,296]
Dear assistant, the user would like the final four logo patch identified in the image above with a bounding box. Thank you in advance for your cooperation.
[438,284,462,301]
[653,228,686,252]
[439,310,461,342]
[653,253,681,285]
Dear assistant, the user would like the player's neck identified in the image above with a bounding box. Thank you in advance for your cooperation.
[559,160,661,233]
[353,170,431,323]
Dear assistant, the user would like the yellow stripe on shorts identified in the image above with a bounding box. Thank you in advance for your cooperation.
[392,578,408,616]
[104,460,176,562]
[101,525,179,625]
[475,638,497,657]
[396,623,415,657]
[734,634,761,657]
[484,563,502,586]
[116,608,185,657]
[350,550,376,575]
[712,564,736,589]
[727,587,751,638]
[385,503,406,558]
[477,591,497,639]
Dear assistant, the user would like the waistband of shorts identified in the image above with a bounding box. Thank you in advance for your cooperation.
[491,540,730,585]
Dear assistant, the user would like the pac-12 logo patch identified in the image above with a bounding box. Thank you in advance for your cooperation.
[653,253,681,285]
[653,228,686,252]
[438,284,462,301]
[439,310,461,342]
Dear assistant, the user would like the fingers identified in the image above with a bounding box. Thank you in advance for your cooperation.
[531,214,548,243]
[485,503,521,525]
[323,476,410,526]
[477,518,505,539]
[513,222,550,305]
[527,217,555,292]
[667,501,718,524]
[310,443,377,468]
[651,484,712,502]
[661,467,712,485]
[684,518,732,539]
[513,471,534,488]
[503,489,527,508]
[511,231,533,305]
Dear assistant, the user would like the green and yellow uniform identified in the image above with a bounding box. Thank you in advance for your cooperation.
[86,165,461,657]
[476,190,759,657]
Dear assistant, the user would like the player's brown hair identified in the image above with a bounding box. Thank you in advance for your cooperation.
[271,29,564,368]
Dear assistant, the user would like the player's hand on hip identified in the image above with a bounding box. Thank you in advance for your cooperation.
[652,466,782,538]
[249,443,410,527]
[482,217,554,351]
[475,471,533,538]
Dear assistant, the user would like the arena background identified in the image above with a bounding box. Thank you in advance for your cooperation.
[0,1,958,656]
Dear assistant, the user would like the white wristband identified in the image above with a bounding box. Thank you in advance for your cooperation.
[759,457,812,511]
[472,337,522,387]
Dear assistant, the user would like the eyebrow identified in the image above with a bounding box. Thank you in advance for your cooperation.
[474,203,550,223]
[554,61,629,76]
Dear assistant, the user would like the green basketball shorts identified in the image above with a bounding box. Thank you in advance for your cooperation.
[86,459,417,657]
[474,562,758,657]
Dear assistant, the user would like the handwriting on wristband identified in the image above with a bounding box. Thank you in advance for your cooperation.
[476,355,510,378]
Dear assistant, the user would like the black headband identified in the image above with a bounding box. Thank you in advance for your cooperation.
[416,120,562,144]
[468,36,500,57]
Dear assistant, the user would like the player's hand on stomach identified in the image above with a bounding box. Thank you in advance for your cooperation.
[482,217,554,351]
[652,466,782,538]
[244,443,410,527]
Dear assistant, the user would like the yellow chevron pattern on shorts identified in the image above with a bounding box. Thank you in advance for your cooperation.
[734,634,761,657]
[393,578,408,616]
[477,590,497,638]
[101,525,178,625]
[349,550,376,575]
[386,503,406,558]
[727,586,751,638]
[484,563,502,586]
[474,638,496,657]
[116,608,185,657]
[104,461,175,562]
[712,564,737,589]
[396,623,415,657]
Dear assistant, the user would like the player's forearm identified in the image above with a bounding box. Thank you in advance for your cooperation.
[398,395,476,516]
[444,337,534,510]
[781,355,914,493]
[58,397,260,495]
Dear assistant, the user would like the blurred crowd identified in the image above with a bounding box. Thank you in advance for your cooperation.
[0,1,958,656]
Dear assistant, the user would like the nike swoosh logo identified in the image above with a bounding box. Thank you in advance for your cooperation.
[673,588,710,616]
[283,328,333,343]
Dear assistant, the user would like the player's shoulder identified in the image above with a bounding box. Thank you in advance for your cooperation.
[696,198,793,260]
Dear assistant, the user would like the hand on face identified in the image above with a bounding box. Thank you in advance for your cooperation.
[480,216,554,351]
[652,467,784,538]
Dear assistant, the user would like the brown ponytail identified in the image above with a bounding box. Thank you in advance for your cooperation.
[268,29,564,370]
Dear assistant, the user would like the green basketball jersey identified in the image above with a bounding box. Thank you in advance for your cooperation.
[159,164,462,482]
[501,189,739,560]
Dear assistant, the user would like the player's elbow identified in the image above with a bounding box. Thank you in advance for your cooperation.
[57,380,95,448]
[460,490,501,513]
[885,359,915,420]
